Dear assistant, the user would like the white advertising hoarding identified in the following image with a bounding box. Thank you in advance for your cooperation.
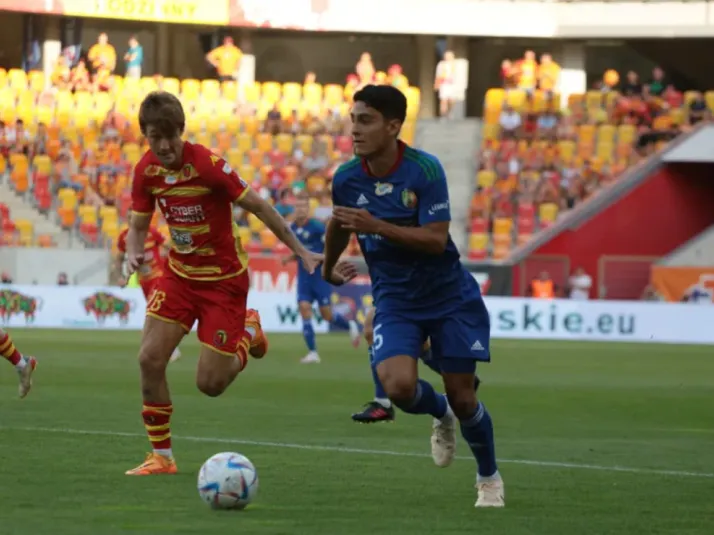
[1,285,712,345]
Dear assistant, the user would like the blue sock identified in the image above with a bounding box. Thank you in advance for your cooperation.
[459,401,498,478]
[421,346,442,375]
[330,310,351,330]
[302,319,317,352]
[396,379,447,419]
[369,347,388,399]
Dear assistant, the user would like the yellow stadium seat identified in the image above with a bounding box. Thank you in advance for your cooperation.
[201,79,221,100]
[259,228,277,248]
[221,80,238,101]
[539,203,559,223]
[296,134,313,155]
[139,77,158,95]
[181,79,201,100]
[255,133,273,153]
[585,91,603,110]
[247,213,264,233]
[469,233,488,252]
[324,84,343,107]
[484,88,505,111]
[226,148,243,169]
[243,81,260,104]
[58,188,78,209]
[578,124,596,145]
[33,154,52,175]
[261,82,281,104]
[79,204,98,224]
[275,133,293,155]
[162,77,180,95]
[282,82,302,105]
[239,164,255,183]
[617,124,636,145]
[492,217,513,237]
[506,90,527,111]
[7,68,27,90]
[303,83,322,105]
[477,170,496,189]
[595,142,614,163]
[597,124,616,145]
[14,218,33,239]
[99,205,118,221]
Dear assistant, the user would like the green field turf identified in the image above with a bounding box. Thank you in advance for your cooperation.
[0,329,712,535]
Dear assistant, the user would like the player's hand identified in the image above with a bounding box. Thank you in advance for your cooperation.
[281,255,294,266]
[126,251,145,275]
[323,260,358,286]
[117,276,127,288]
[298,250,324,275]
[332,207,381,234]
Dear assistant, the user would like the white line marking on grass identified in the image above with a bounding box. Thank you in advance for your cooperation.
[5,425,714,479]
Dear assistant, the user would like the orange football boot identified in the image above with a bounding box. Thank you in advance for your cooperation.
[245,308,268,358]
[125,452,178,476]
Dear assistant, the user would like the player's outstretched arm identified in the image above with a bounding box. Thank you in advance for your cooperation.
[126,213,151,275]
[237,189,322,273]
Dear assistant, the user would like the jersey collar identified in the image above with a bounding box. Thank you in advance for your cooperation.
[360,140,406,178]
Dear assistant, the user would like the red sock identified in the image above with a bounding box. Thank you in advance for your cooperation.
[142,402,173,452]
[0,333,22,366]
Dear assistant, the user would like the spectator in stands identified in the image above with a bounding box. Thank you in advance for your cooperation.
[688,92,709,126]
[313,189,332,221]
[69,59,91,92]
[57,272,69,286]
[124,36,144,78]
[206,36,242,81]
[303,142,329,176]
[274,189,295,218]
[517,50,538,97]
[527,271,557,298]
[387,64,408,90]
[1,272,12,284]
[537,54,560,96]
[6,119,29,156]
[32,122,48,158]
[645,66,666,98]
[264,104,282,135]
[499,104,521,139]
[434,50,457,118]
[568,267,592,300]
[355,52,375,87]
[51,56,71,90]
[641,284,663,301]
[500,59,517,91]
[88,33,116,74]
[621,71,642,97]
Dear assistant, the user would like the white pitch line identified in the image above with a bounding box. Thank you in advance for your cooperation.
[5,425,714,479]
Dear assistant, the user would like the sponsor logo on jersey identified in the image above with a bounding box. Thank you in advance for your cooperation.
[374,182,393,196]
[428,201,449,215]
[357,194,369,206]
[214,329,228,346]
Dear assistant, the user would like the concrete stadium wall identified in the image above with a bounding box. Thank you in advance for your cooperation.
[0,248,111,286]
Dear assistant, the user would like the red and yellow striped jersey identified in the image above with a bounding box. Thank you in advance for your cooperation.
[131,142,250,282]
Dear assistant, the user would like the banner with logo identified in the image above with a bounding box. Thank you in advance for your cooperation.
[3,284,714,344]
[651,266,714,303]
[63,0,229,25]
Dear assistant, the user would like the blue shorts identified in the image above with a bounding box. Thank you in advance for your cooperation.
[297,275,332,307]
[372,297,490,374]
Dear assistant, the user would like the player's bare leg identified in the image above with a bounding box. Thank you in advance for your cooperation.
[442,370,504,508]
[299,301,320,363]
[0,328,37,398]
[319,304,360,349]
[126,317,185,476]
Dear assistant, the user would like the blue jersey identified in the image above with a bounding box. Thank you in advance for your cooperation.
[291,218,331,306]
[332,143,490,368]
[331,143,482,318]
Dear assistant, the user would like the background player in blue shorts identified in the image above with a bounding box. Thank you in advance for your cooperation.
[323,85,504,508]
[284,192,360,363]
[351,306,481,423]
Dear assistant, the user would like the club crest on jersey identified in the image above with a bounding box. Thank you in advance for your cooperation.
[165,175,178,185]
[374,182,393,196]
[213,330,228,346]
[401,189,417,209]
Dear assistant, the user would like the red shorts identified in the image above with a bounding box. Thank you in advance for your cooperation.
[146,268,249,355]
[139,278,159,300]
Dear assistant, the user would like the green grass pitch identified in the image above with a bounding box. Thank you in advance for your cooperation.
[0,329,712,535]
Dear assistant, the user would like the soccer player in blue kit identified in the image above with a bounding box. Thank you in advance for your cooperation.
[323,85,505,508]
[284,192,360,363]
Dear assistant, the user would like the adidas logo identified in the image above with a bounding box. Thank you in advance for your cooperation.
[471,340,484,351]
[357,194,369,206]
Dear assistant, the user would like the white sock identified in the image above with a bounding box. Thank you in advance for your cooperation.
[477,470,501,483]
[245,326,256,339]
[154,448,173,459]
[14,357,27,370]
[374,398,391,408]
[439,404,455,424]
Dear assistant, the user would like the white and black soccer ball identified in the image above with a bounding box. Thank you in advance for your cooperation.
[197,452,259,510]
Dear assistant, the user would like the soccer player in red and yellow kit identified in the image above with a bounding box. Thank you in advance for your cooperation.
[0,328,36,398]
[116,221,182,362]
[124,92,323,476]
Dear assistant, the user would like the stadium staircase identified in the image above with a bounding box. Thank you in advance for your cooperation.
[415,118,482,253]
[0,174,78,249]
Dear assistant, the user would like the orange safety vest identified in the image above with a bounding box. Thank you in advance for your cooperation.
[531,279,555,298]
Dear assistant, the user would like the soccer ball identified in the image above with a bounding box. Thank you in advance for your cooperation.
[197,452,259,510]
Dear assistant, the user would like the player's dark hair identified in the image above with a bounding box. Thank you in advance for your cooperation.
[353,85,407,124]
[139,91,185,137]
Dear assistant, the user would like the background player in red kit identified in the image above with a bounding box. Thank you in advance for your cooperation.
[115,219,181,362]
[125,91,323,476]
